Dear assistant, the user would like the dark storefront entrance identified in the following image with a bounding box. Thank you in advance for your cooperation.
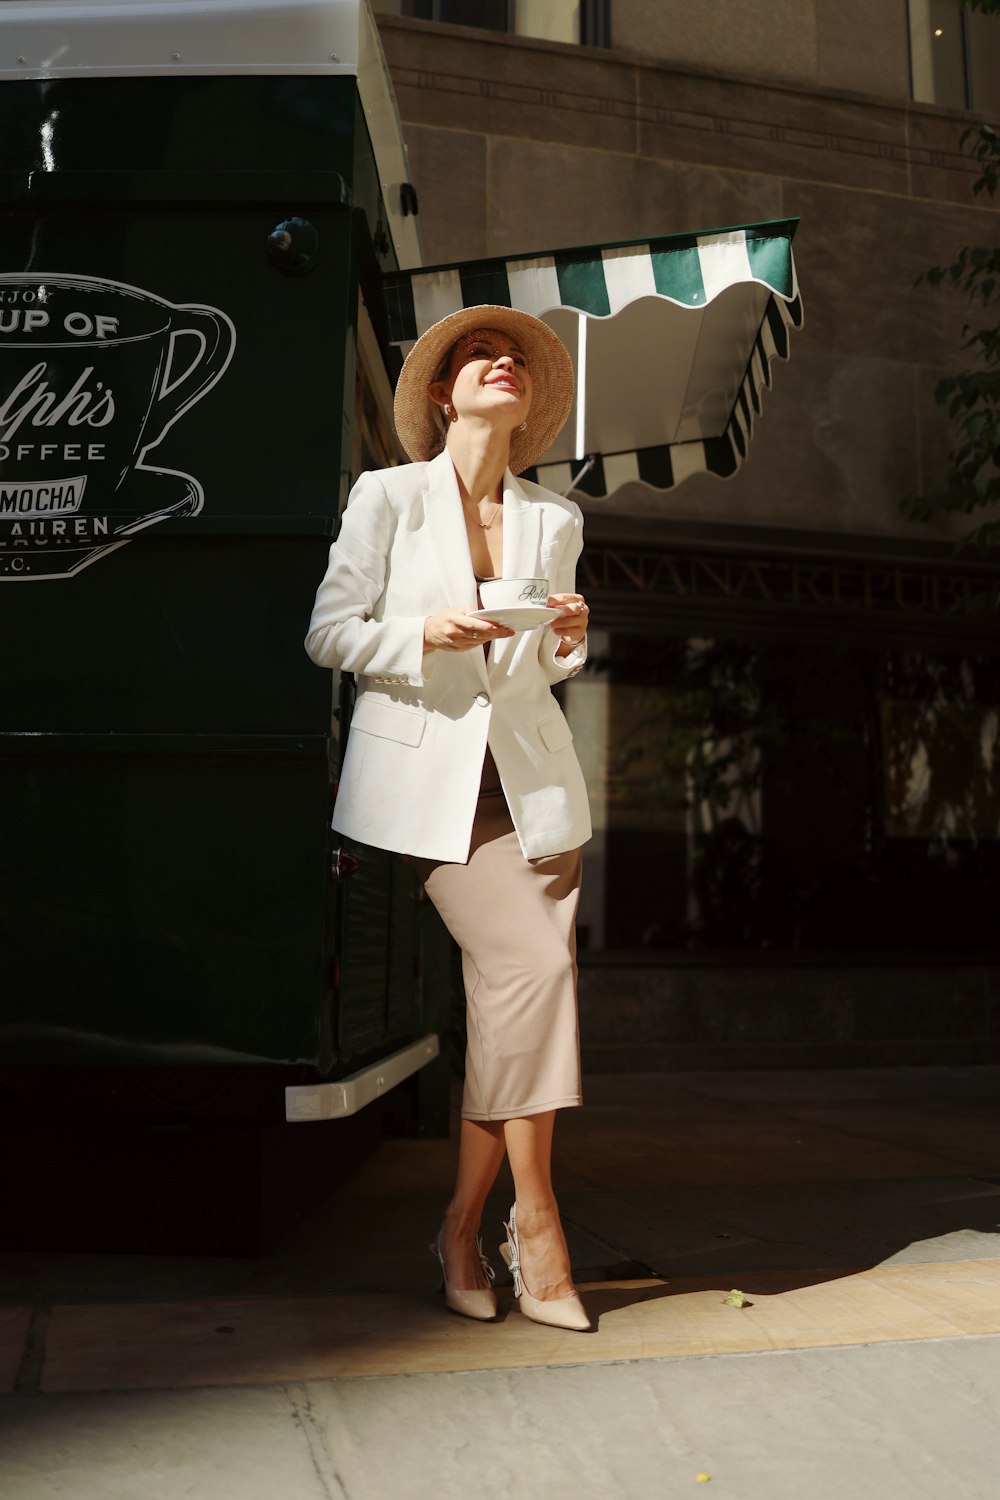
[569,532,1000,956]
[566,523,1000,1068]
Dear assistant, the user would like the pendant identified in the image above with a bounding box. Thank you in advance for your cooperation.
[475,502,502,531]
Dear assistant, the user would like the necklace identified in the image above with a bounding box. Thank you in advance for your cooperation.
[477,502,502,530]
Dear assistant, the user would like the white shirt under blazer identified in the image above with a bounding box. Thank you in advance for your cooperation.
[305,449,592,863]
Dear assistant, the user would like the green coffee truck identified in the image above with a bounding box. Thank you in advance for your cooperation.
[0,0,450,1252]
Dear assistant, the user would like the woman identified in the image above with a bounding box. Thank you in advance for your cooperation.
[305,305,592,1332]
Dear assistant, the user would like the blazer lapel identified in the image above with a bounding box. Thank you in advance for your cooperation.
[424,451,490,691]
[424,450,479,610]
[499,469,543,582]
[490,470,543,674]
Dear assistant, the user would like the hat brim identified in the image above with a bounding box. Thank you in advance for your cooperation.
[392,305,574,474]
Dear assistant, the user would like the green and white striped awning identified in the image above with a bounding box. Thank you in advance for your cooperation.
[382,218,802,498]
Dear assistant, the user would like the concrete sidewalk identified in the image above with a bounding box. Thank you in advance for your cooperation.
[2,1066,999,1498]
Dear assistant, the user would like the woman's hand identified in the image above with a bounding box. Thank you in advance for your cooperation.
[423,610,515,654]
[548,593,589,657]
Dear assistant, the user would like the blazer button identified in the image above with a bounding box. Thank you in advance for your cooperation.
[476,692,490,707]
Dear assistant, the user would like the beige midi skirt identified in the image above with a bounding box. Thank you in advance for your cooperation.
[412,752,583,1122]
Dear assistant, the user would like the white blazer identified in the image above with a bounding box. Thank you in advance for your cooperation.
[305,450,592,862]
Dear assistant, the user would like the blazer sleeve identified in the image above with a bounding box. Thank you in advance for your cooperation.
[539,498,588,684]
[304,471,428,684]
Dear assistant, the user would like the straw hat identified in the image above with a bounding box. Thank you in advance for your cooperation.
[393,304,574,474]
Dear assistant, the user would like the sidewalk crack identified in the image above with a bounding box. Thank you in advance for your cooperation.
[14,1303,50,1394]
[285,1383,350,1500]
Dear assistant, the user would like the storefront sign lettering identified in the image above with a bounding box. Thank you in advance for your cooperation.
[0,275,236,580]
[582,546,1000,621]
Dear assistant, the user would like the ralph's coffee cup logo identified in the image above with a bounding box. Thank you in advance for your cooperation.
[0,274,236,579]
[478,577,550,612]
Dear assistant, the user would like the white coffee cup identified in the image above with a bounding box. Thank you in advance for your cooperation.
[478,576,550,611]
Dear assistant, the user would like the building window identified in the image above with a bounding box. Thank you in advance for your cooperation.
[373,0,610,47]
[352,295,402,482]
[564,630,1000,956]
[967,5,1000,118]
[404,0,510,30]
[908,0,1000,116]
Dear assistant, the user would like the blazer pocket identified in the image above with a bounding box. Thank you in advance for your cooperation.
[538,712,574,753]
[351,696,426,747]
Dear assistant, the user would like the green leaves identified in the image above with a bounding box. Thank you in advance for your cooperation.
[906,98,1000,552]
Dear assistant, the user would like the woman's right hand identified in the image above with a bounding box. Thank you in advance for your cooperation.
[423,610,515,653]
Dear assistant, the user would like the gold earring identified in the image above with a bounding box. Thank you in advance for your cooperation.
[517,421,527,433]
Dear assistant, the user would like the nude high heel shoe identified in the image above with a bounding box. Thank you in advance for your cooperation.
[430,1230,498,1322]
[499,1204,591,1332]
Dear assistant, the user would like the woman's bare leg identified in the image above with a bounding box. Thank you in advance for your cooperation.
[438,1118,506,1288]
[439,1111,575,1298]
[503,1110,575,1300]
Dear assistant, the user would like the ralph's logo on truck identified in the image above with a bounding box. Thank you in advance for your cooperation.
[0,477,88,517]
[0,275,236,580]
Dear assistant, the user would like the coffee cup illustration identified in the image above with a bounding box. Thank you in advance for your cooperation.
[0,273,236,579]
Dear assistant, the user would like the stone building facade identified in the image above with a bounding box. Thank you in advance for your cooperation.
[372,2,1000,1066]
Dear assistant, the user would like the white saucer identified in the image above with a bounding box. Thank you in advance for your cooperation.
[469,605,562,632]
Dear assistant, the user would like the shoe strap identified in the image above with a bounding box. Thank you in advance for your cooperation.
[434,1231,497,1290]
[503,1219,524,1297]
[475,1233,497,1286]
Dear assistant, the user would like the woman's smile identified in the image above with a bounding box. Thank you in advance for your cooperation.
[484,369,521,393]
